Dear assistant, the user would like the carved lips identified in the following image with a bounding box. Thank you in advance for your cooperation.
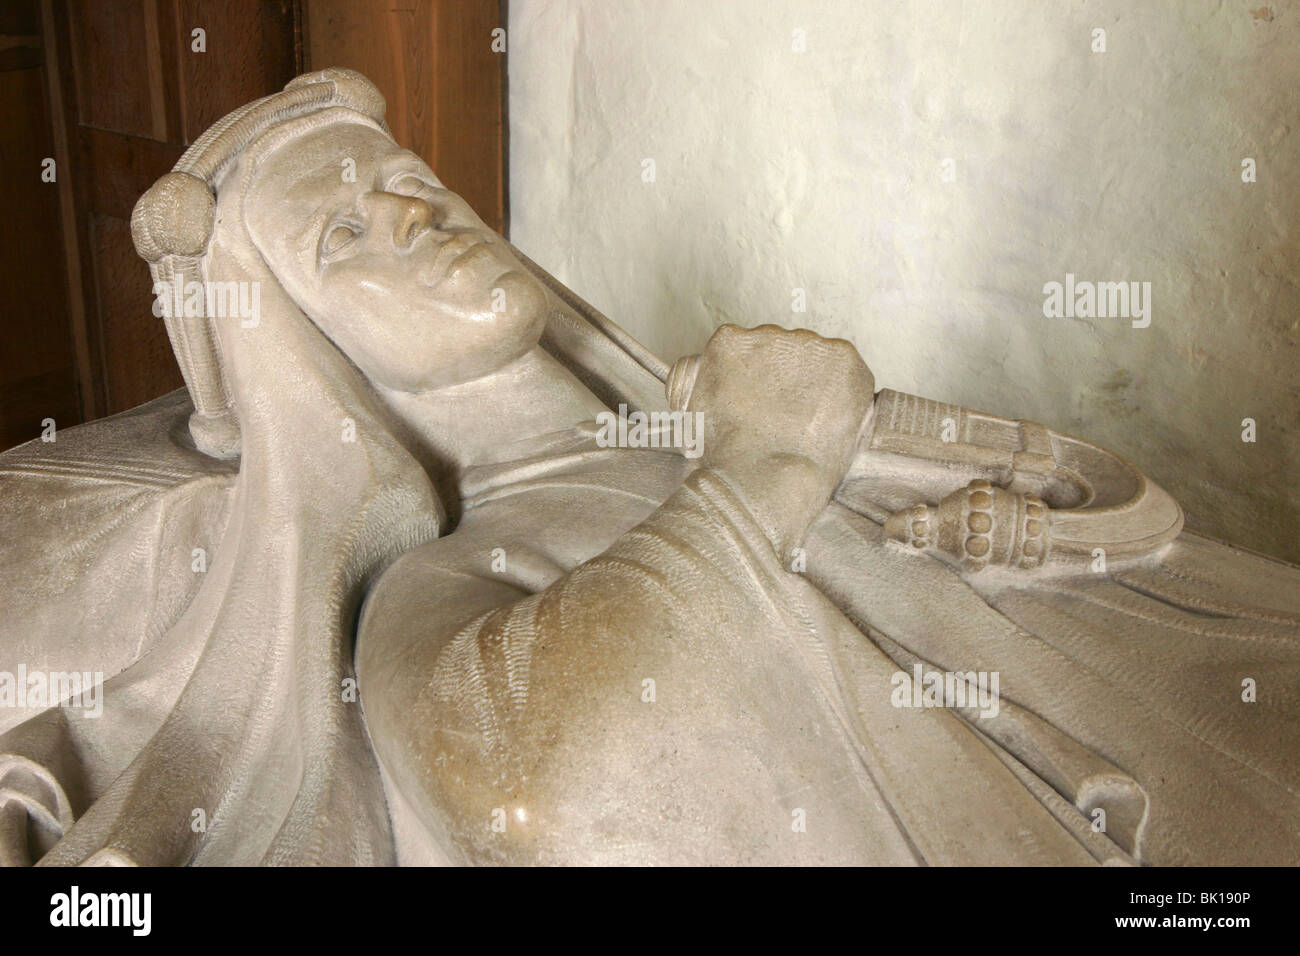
[427,232,494,283]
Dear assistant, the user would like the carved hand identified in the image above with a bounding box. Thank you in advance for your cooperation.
[669,323,875,561]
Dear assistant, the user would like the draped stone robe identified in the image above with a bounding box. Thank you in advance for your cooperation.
[2,379,1296,865]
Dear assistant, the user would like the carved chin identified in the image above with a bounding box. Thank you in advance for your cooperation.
[473,268,547,331]
[377,307,545,392]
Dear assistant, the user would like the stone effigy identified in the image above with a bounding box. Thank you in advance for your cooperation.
[0,70,1295,866]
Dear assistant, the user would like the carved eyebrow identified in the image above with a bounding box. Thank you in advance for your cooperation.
[280,159,364,248]
[305,187,367,274]
[310,193,361,242]
[376,155,437,190]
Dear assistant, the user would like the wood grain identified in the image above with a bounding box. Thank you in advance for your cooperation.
[0,31,78,448]
[306,0,506,232]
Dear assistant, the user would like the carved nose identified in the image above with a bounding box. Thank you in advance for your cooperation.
[385,195,433,249]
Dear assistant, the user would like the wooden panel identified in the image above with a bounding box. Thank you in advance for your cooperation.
[67,0,164,139]
[90,213,184,412]
[305,0,506,233]
[78,125,183,219]
[175,0,301,143]
[46,0,109,419]
[0,368,79,448]
[0,43,68,383]
[0,2,41,34]
[429,0,505,232]
[0,21,78,449]
[0,43,43,72]
[305,1,428,154]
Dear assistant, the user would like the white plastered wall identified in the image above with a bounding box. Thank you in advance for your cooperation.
[508,0,1300,562]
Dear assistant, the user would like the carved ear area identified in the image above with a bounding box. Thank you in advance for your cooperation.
[131,171,215,263]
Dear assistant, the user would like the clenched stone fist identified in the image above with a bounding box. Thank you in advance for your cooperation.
[668,324,875,560]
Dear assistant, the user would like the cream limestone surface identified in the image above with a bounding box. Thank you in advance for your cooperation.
[507,0,1300,562]
[0,69,1297,868]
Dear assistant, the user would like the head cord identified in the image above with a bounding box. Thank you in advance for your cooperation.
[131,69,388,458]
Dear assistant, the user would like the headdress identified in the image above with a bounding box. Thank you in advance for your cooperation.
[130,69,388,458]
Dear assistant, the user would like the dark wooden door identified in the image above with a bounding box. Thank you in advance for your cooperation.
[0,1,78,450]
[45,0,303,425]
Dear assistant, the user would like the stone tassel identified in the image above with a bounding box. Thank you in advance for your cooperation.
[884,480,1051,573]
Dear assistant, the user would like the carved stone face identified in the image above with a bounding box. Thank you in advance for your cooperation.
[242,121,547,392]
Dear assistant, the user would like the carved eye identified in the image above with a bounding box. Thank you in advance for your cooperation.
[322,223,358,257]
